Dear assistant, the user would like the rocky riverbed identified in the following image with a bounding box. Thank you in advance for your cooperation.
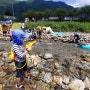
[0,36,90,90]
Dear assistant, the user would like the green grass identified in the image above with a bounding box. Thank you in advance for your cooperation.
[25,21,90,33]
[12,23,22,30]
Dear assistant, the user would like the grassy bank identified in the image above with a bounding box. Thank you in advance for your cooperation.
[25,21,90,33]
[12,23,22,30]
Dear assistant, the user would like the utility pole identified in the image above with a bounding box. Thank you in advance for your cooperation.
[12,2,14,21]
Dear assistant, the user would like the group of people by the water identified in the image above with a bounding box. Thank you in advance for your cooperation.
[21,23,42,40]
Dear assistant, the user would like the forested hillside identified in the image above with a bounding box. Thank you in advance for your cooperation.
[0,0,73,20]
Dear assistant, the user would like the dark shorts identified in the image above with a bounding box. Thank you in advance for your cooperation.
[15,60,27,77]
[3,31,7,36]
[39,31,42,35]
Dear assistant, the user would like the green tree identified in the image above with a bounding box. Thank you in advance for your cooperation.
[3,8,13,16]
[55,8,67,21]
[23,10,36,20]
[79,6,90,22]
[43,10,54,19]
[68,8,79,20]
[35,11,43,20]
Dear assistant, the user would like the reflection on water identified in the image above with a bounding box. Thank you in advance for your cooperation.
[79,46,90,53]
[79,47,90,53]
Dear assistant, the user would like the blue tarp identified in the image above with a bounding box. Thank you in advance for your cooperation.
[0,20,11,24]
[4,20,11,24]
[54,32,65,36]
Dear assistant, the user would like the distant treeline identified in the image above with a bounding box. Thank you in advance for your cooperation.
[1,5,90,22]
[25,21,90,33]
[22,5,90,22]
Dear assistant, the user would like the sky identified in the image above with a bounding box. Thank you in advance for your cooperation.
[16,0,28,1]
[45,0,90,7]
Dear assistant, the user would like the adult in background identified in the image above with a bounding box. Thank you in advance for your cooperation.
[2,24,7,36]
[73,32,82,43]
[21,23,25,32]
[12,30,31,90]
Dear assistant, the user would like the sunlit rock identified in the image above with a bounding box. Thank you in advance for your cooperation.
[69,79,85,90]
[44,53,53,59]
[30,69,39,77]
[62,75,70,85]
[43,73,52,83]
[84,77,90,89]
[53,75,63,85]
[31,54,42,66]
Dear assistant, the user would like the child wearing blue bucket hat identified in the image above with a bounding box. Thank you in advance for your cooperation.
[12,30,31,90]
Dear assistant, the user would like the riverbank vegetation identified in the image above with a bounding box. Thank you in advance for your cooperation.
[12,23,22,30]
[25,21,90,33]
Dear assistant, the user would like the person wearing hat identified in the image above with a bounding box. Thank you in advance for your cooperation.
[12,30,31,90]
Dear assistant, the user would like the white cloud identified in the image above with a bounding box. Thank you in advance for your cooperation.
[68,4,77,8]
[76,0,90,7]
[46,0,90,7]
[58,0,90,7]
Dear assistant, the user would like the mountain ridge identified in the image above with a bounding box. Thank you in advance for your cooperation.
[0,0,74,20]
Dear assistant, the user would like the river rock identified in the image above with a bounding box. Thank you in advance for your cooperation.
[54,85,62,90]
[44,53,53,59]
[3,52,9,58]
[36,81,46,90]
[53,75,63,85]
[31,54,42,66]
[43,72,52,83]
[84,54,90,58]
[8,62,16,71]
[84,77,90,89]
[83,57,90,62]
[0,61,4,67]
[62,75,70,85]
[30,69,39,77]
[0,51,4,56]
[0,70,6,77]
[54,61,62,69]
[26,54,34,67]
[69,79,85,90]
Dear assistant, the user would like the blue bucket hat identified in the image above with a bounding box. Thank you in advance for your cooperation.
[12,29,30,39]
[12,29,30,45]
